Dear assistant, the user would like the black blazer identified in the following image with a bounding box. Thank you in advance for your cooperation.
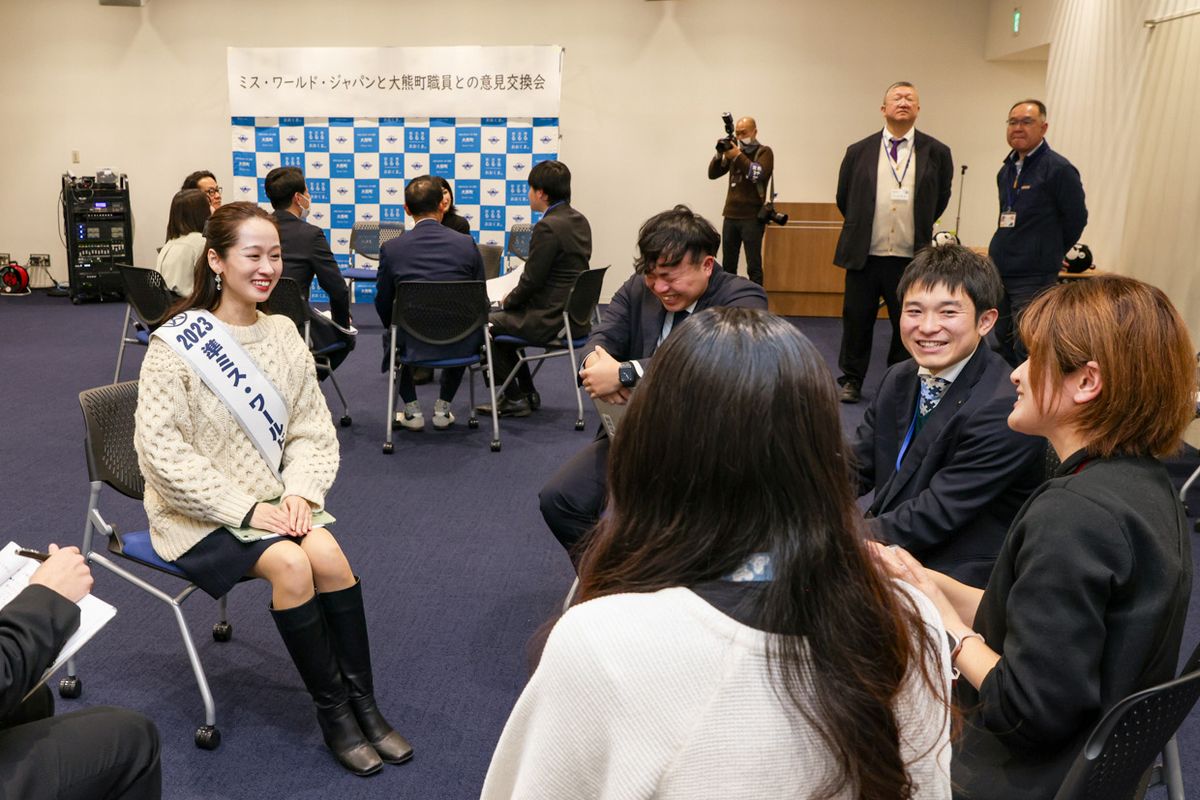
[590,266,768,368]
[851,345,1043,587]
[491,203,592,342]
[374,218,485,363]
[953,451,1192,799]
[273,209,351,327]
[0,585,78,723]
[834,130,953,270]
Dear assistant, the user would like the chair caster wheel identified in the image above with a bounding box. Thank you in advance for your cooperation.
[382,443,394,455]
[490,440,501,452]
[574,420,585,430]
[195,725,221,750]
[468,417,479,429]
[58,676,82,699]
[212,622,233,642]
[339,415,352,427]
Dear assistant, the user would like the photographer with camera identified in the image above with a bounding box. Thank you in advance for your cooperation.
[707,115,775,286]
[833,82,953,404]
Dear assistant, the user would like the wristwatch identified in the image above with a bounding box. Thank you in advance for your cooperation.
[945,629,986,678]
[618,361,638,388]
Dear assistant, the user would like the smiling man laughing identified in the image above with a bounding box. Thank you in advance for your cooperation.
[850,244,1044,588]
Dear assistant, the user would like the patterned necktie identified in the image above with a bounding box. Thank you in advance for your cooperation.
[888,137,903,162]
[918,374,950,417]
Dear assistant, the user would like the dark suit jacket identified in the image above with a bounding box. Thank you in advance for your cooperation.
[987,142,1087,280]
[954,451,1191,799]
[374,218,485,363]
[0,585,78,723]
[273,209,351,327]
[850,345,1043,587]
[491,202,592,342]
[591,266,768,369]
[834,130,953,270]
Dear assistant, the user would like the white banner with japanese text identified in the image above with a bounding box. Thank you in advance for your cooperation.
[227,46,563,118]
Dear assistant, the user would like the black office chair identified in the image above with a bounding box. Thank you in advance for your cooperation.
[384,280,501,454]
[1053,640,1200,800]
[68,382,243,750]
[267,277,354,427]
[114,265,176,384]
[478,243,504,280]
[491,266,608,430]
[506,223,532,271]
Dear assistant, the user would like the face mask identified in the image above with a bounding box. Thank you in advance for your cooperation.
[739,137,754,146]
[297,194,311,220]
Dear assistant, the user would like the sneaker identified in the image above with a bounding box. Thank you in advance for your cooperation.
[395,401,425,431]
[432,399,455,429]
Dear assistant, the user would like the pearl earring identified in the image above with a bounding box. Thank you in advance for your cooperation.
[215,274,222,291]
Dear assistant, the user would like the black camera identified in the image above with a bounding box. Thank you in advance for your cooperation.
[715,112,736,153]
[757,202,788,226]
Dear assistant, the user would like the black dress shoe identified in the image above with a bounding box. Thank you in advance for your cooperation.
[475,396,532,417]
[411,366,434,385]
[839,383,862,404]
[526,390,541,411]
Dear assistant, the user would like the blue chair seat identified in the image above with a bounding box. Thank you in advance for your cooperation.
[116,530,190,578]
[313,341,348,357]
[494,333,588,349]
[342,268,378,281]
[135,329,151,345]
[403,354,481,369]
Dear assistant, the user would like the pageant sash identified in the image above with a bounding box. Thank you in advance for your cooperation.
[153,310,289,478]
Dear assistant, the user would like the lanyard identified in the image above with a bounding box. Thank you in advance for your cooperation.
[895,406,919,471]
[884,137,914,188]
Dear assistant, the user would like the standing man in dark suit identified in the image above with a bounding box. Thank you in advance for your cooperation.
[989,99,1087,366]
[851,245,1043,587]
[265,166,352,330]
[707,115,774,286]
[1,544,161,799]
[486,160,592,418]
[375,175,485,431]
[539,206,768,562]
[834,82,954,403]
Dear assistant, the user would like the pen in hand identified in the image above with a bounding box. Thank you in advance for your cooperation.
[17,549,52,563]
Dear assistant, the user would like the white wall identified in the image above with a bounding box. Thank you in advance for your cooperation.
[986,0,1056,60]
[0,0,1045,299]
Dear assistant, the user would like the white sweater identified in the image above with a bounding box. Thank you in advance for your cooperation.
[134,312,338,561]
[481,585,951,800]
[155,231,205,296]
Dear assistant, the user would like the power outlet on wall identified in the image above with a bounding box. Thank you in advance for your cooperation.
[71,150,80,164]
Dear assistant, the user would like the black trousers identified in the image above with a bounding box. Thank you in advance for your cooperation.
[398,364,466,404]
[721,217,766,286]
[489,342,537,401]
[994,273,1058,367]
[0,687,161,800]
[838,255,911,387]
[539,436,610,565]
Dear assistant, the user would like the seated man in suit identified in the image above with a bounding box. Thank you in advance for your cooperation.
[485,160,592,418]
[375,175,485,431]
[265,166,352,330]
[1,544,161,800]
[539,205,768,562]
[851,244,1044,588]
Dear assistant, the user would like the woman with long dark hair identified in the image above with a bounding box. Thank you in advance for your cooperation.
[135,202,411,777]
[876,275,1195,799]
[434,176,470,234]
[482,307,951,799]
[155,188,210,296]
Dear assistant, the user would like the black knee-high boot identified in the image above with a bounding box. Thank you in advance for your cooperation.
[318,579,414,764]
[271,596,383,776]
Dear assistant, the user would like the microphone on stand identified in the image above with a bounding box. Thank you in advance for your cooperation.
[953,165,968,239]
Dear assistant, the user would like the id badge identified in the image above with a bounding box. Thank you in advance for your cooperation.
[890,188,911,203]
[999,211,1017,228]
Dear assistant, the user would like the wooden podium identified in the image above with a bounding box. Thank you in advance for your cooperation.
[762,201,856,318]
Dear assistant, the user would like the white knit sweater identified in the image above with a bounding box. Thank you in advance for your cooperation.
[134,312,338,561]
[481,585,951,800]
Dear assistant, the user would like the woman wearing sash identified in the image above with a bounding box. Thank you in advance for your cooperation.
[482,307,952,799]
[875,276,1194,799]
[133,202,410,777]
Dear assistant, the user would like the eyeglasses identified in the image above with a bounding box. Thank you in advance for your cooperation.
[204,186,223,197]
[1006,117,1040,128]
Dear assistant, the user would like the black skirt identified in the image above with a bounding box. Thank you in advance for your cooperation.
[172,528,280,599]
